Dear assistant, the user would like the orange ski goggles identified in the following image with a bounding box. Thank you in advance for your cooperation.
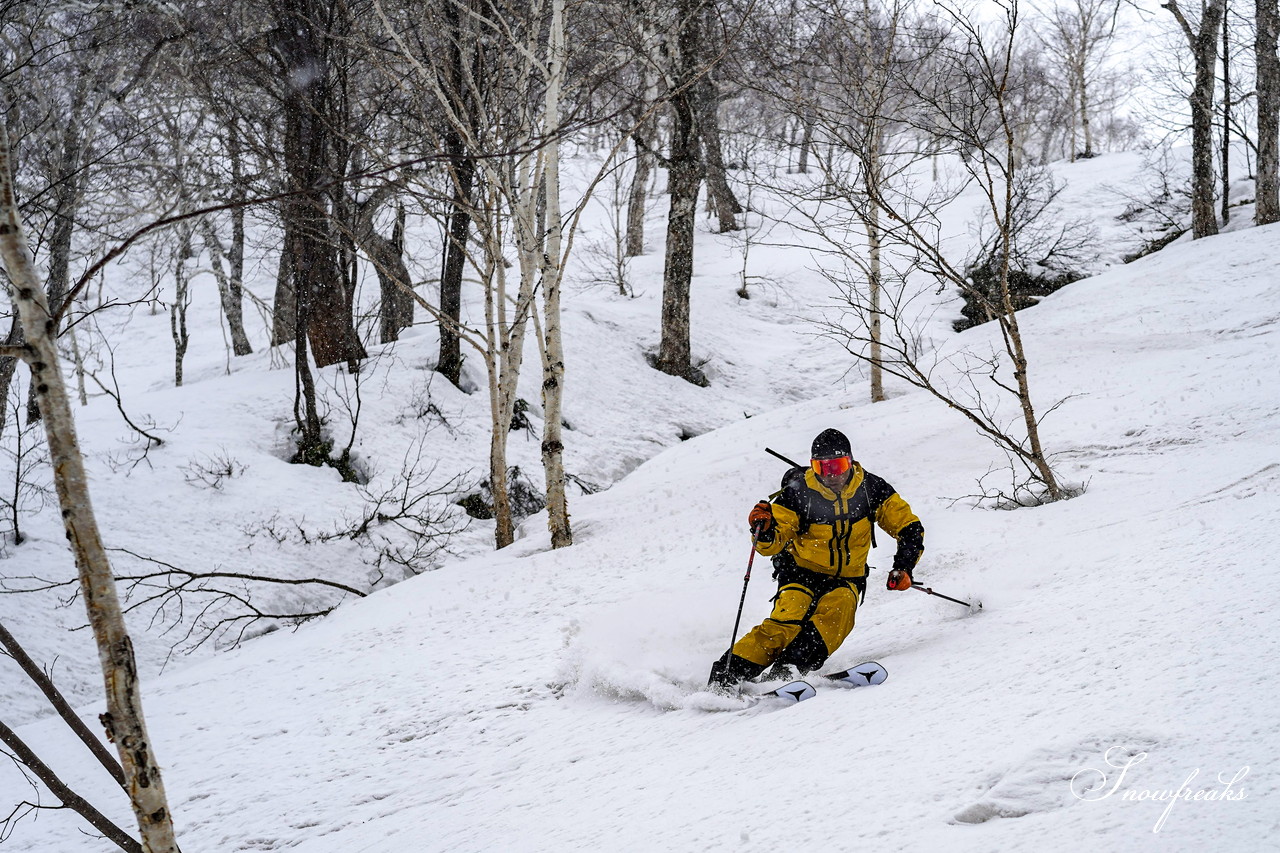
[811,455,852,478]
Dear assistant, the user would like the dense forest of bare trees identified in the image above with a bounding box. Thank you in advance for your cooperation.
[3,0,1279,846]
[3,0,1274,513]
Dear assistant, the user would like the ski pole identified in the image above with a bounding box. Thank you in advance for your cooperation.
[910,582,977,609]
[720,524,765,674]
[765,447,803,468]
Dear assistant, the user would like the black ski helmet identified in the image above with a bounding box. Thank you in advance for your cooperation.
[811,428,852,459]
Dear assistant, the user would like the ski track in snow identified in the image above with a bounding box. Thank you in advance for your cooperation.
[3,152,1279,852]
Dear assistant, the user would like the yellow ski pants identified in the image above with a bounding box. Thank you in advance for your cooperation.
[730,580,859,667]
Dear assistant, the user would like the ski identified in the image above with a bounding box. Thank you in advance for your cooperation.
[824,660,888,687]
[761,661,887,704]
[764,680,817,703]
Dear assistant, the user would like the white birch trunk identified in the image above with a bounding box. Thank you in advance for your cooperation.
[69,316,88,406]
[170,226,192,387]
[865,120,885,404]
[540,0,572,548]
[0,120,180,853]
[1078,68,1094,157]
[200,218,253,357]
[483,172,538,548]
[868,199,884,403]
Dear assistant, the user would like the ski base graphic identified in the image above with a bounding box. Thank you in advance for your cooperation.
[763,661,888,704]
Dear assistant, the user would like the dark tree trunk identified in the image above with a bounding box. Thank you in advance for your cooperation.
[439,142,473,384]
[1222,5,1231,224]
[44,167,79,324]
[225,208,252,355]
[292,206,363,367]
[626,80,657,257]
[438,0,475,387]
[695,75,741,232]
[225,118,252,355]
[290,242,324,456]
[330,43,360,335]
[1167,0,1224,239]
[797,105,815,174]
[373,206,414,344]
[272,218,296,346]
[1189,0,1225,238]
[656,0,707,384]
[626,130,654,256]
[0,315,21,436]
[280,188,361,366]
[657,135,701,380]
[43,80,86,322]
[273,0,366,368]
[1257,0,1280,224]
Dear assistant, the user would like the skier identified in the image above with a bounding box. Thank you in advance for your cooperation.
[709,428,924,690]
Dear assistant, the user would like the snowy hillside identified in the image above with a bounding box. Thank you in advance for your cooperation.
[3,151,1278,852]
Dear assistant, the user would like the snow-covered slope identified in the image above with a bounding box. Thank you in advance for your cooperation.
[0,154,865,726]
[4,155,1278,852]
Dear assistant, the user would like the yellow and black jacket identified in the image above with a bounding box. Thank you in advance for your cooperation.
[756,465,924,580]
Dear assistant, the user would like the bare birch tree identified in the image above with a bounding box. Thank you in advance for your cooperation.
[785,0,1070,501]
[1035,0,1123,160]
[370,0,567,547]
[367,0,650,547]
[761,0,924,403]
[537,0,573,548]
[0,120,180,853]
[824,0,915,404]
[194,116,254,358]
[626,61,661,257]
[891,1,1067,498]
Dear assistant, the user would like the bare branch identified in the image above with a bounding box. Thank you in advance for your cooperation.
[107,548,368,598]
[0,721,140,853]
[0,621,126,788]
[85,370,164,449]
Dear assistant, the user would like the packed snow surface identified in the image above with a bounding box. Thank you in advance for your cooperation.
[2,151,1277,851]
